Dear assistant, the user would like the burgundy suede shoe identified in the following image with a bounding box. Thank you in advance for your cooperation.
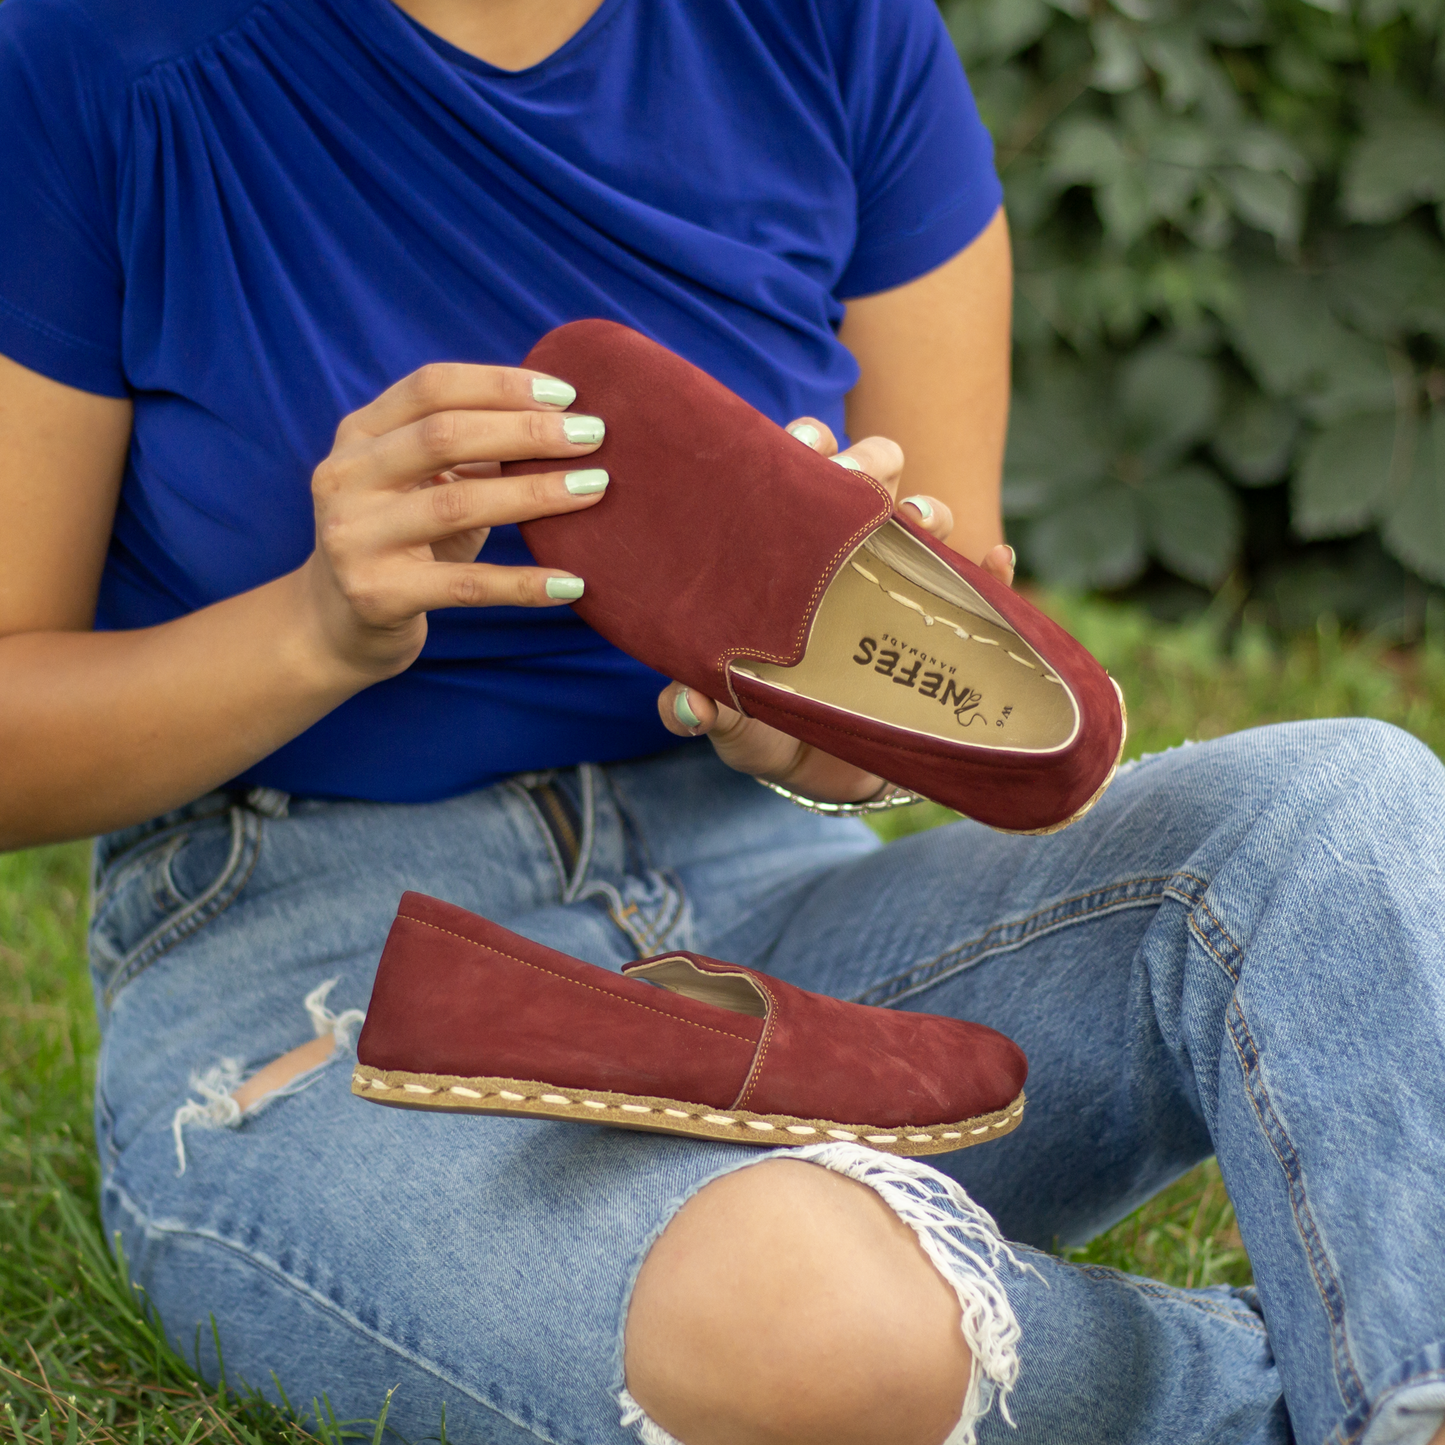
[507,320,1125,834]
[352,893,1028,1157]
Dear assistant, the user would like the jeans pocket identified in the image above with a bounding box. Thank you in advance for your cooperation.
[91,805,263,1006]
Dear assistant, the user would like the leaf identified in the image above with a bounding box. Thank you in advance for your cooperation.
[1116,96,1214,237]
[1227,124,1311,183]
[1228,266,1395,419]
[1141,464,1243,587]
[1098,168,1157,249]
[983,0,1054,59]
[1024,484,1147,589]
[1145,118,1218,172]
[1381,411,1445,582]
[1048,117,1127,188]
[1227,267,1341,395]
[942,0,1052,62]
[1140,148,1210,227]
[1003,362,1113,516]
[1182,183,1235,249]
[1304,338,1398,425]
[1269,40,1337,99]
[1340,90,1445,223]
[1195,0,1271,44]
[1219,169,1304,245]
[1326,226,1445,346]
[1140,28,1217,110]
[1292,410,1399,537]
[1212,390,1300,485]
[1118,344,1221,468]
[1091,17,1147,92]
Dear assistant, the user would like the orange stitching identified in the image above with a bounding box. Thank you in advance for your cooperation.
[1188,920,1236,978]
[1228,1004,1367,1404]
[733,976,779,1111]
[1196,896,1238,950]
[1189,898,1241,981]
[399,916,758,1045]
[718,478,891,675]
[854,874,1176,1006]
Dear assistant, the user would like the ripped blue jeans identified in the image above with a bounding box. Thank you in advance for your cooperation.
[90,722,1445,1445]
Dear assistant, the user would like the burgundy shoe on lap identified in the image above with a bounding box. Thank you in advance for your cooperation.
[507,320,1126,834]
[352,893,1028,1157]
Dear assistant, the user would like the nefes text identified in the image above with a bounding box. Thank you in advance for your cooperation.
[851,637,984,724]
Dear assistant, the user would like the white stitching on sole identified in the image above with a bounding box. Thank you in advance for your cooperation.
[353,1070,1024,1154]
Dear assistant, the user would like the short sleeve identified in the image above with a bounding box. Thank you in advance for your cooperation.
[0,0,128,397]
[828,0,1002,300]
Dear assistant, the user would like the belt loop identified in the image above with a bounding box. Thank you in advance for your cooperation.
[564,765,600,903]
[244,786,291,819]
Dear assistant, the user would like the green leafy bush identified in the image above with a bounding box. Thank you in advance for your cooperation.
[944,0,1445,630]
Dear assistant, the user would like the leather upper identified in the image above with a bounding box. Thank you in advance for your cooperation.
[357,893,1027,1128]
[510,319,893,706]
[504,319,1124,833]
[622,950,1027,1125]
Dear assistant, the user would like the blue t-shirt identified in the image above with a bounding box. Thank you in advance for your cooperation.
[0,0,1002,802]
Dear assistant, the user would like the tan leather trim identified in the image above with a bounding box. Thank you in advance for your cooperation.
[625,955,768,1018]
[353,1064,1027,1159]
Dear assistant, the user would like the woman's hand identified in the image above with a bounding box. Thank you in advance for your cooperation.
[655,419,1016,804]
[300,363,610,681]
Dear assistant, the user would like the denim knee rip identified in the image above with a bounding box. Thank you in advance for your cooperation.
[615,1142,1040,1445]
[169,979,366,1175]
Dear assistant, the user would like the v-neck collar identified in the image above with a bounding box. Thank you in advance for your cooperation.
[387,0,626,81]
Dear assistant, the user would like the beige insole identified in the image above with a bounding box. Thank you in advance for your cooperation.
[734,523,1078,753]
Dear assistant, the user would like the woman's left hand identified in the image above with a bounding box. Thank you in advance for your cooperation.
[654,418,1016,803]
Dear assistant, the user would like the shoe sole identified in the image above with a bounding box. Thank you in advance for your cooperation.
[352,1065,1025,1157]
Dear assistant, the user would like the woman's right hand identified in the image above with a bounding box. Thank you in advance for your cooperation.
[299,362,610,681]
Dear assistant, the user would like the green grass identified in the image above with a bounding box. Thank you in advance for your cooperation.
[8,596,1445,1441]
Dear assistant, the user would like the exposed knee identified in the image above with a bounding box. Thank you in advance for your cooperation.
[230,1034,336,1111]
[623,1159,972,1445]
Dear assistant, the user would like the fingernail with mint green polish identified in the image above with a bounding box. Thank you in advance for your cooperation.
[788,422,822,449]
[673,689,702,730]
[1005,545,1017,569]
[562,414,605,445]
[531,376,576,407]
[545,577,585,601]
[565,469,609,495]
[832,454,865,472]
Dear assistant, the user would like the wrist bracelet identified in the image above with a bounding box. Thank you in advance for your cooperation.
[754,775,923,817]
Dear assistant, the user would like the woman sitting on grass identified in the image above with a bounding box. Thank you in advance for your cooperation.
[1,0,1442,1442]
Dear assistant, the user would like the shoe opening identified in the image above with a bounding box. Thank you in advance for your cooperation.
[734,521,1080,754]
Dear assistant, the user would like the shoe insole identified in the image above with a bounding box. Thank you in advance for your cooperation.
[733,522,1079,753]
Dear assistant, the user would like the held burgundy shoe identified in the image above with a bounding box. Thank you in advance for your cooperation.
[352,893,1028,1158]
[506,320,1126,834]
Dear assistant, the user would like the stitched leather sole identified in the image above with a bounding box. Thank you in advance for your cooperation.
[351,1065,1025,1157]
